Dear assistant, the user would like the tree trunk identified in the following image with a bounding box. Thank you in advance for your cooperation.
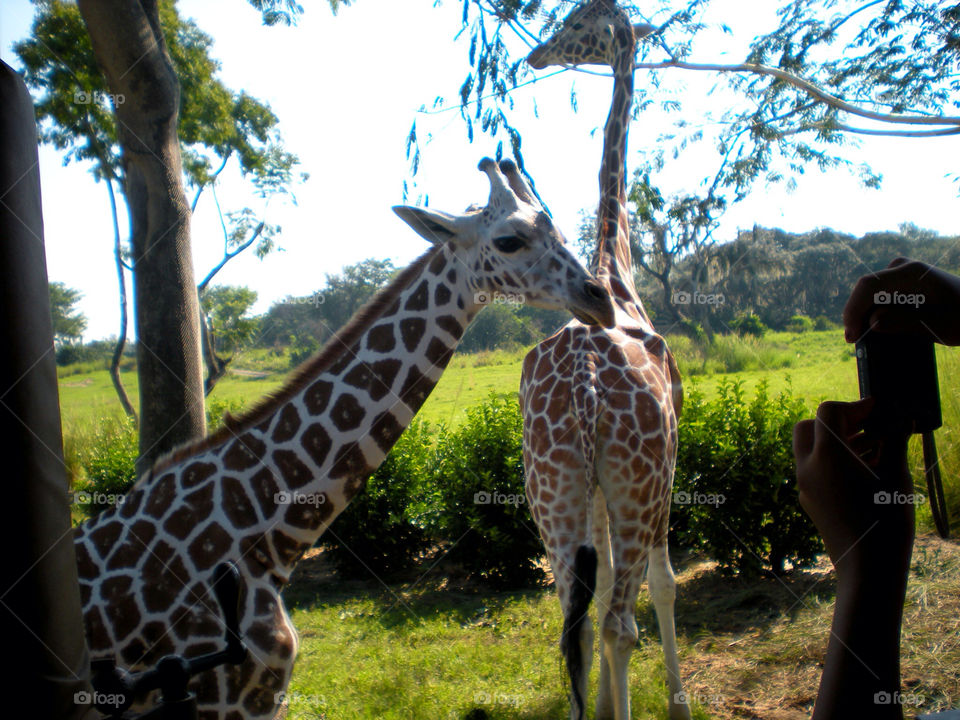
[200,310,229,396]
[78,0,205,476]
[106,177,138,424]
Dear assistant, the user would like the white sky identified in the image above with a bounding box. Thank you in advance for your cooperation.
[1,0,957,340]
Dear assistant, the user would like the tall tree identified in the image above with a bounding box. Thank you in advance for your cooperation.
[48,281,87,347]
[200,285,259,355]
[16,0,304,472]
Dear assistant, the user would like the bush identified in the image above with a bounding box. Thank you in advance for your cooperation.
[729,311,767,338]
[72,415,139,516]
[675,318,707,344]
[814,315,837,331]
[206,396,247,431]
[288,334,320,368]
[785,314,814,333]
[423,393,544,588]
[321,420,434,579]
[672,379,820,575]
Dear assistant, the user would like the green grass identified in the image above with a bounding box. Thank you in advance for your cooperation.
[276,535,960,720]
[57,330,855,430]
[281,555,714,720]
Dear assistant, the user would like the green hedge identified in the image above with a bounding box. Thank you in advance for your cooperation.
[321,421,433,578]
[71,384,820,582]
[672,379,820,575]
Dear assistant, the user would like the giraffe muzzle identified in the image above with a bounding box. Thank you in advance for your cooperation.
[526,44,551,70]
[570,280,615,328]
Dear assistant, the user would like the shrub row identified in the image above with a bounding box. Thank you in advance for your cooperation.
[671,379,819,575]
[74,385,819,586]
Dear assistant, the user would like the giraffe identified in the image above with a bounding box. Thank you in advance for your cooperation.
[520,2,690,720]
[73,158,615,720]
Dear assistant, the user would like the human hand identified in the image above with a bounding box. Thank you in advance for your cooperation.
[793,398,914,575]
[843,257,960,346]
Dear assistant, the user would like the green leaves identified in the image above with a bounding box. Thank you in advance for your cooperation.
[15,0,302,215]
[673,378,817,576]
[200,284,260,354]
[49,281,87,346]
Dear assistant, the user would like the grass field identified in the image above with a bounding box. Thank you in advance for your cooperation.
[277,535,960,720]
[58,329,866,430]
[60,329,960,719]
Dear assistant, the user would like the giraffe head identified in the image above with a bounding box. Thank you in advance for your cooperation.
[393,158,615,327]
[527,0,655,70]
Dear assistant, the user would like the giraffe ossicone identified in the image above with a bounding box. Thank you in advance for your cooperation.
[74,157,613,720]
[521,2,690,719]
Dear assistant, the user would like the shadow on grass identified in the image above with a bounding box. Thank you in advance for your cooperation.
[454,696,570,720]
[638,561,837,639]
[285,545,839,641]
[283,549,550,629]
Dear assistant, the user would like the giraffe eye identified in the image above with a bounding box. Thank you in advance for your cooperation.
[492,236,526,254]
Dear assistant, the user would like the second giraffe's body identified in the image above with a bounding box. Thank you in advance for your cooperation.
[522,2,690,719]
[74,159,615,720]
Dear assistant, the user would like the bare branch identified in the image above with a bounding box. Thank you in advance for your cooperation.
[634,60,960,128]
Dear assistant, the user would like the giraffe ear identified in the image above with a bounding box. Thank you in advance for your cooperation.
[393,206,460,245]
[633,23,656,39]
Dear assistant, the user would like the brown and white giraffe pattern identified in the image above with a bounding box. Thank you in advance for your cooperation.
[522,2,690,719]
[74,158,614,720]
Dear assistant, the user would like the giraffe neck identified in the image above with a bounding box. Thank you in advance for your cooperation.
[123,243,476,585]
[591,35,648,322]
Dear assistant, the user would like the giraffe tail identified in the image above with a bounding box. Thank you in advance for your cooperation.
[562,544,597,720]
[561,349,601,719]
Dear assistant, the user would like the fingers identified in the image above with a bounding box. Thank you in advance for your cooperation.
[814,398,874,443]
[794,398,874,466]
[793,418,815,460]
[842,257,925,342]
[843,274,880,342]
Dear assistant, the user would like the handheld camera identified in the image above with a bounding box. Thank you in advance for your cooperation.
[855,327,941,436]
[855,318,948,537]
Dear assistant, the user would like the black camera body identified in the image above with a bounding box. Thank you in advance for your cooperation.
[855,328,942,436]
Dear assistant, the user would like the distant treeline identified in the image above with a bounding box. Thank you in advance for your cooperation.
[59,224,960,367]
[637,224,960,335]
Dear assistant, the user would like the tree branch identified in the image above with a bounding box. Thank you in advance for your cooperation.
[196,221,265,294]
[190,152,230,213]
[634,60,960,128]
[106,176,138,426]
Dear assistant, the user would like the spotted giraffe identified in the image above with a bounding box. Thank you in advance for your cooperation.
[74,158,615,720]
[521,3,690,720]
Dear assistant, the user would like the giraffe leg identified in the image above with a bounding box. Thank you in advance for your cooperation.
[595,508,647,720]
[599,561,643,720]
[591,490,617,720]
[647,541,691,720]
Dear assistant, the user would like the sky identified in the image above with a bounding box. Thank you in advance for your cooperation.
[1,0,957,340]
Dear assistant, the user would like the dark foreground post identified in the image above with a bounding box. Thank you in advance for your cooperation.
[0,59,98,719]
